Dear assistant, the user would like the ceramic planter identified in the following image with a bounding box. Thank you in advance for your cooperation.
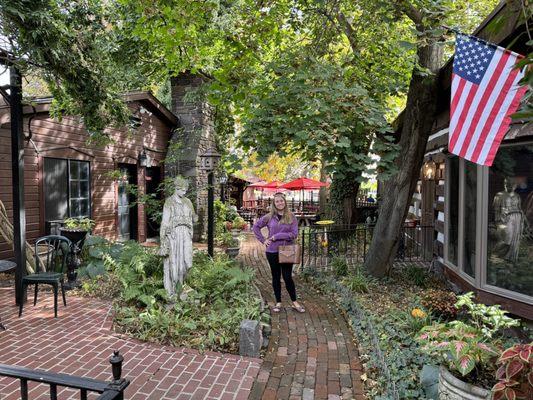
[230,229,242,239]
[438,366,491,400]
[225,246,240,259]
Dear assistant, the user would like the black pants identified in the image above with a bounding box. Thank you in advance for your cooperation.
[266,252,297,302]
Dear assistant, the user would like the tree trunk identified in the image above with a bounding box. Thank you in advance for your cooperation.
[364,39,443,277]
[319,159,328,216]
[329,172,361,225]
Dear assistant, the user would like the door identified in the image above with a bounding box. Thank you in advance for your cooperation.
[145,166,162,239]
[117,164,138,241]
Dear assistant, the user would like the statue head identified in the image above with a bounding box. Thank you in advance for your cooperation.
[503,177,515,193]
[174,176,189,196]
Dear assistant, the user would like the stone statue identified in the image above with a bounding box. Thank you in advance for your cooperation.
[492,178,524,262]
[159,176,197,296]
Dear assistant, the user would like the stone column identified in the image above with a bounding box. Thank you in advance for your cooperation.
[169,72,218,241]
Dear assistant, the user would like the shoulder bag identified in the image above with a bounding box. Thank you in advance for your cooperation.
[278,244,302,264]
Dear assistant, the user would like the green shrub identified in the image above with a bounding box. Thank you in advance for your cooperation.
[331,257,348,277]
[343,269,371,293]
[114,253,261,351]
[402,263,430,287]
[79,242,263,353]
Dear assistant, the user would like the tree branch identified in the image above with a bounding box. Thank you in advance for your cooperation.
[335,11,358,53]
[394,0,424,29]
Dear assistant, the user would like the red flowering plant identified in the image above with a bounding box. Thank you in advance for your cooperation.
[491,343,533,400]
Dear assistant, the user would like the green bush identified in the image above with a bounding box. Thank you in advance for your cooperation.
[402,263,430,287]
[343,269,371,293]
[331,257,348,277]
[214,199,227,238]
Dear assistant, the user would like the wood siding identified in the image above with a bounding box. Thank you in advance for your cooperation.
[0,98,174,260]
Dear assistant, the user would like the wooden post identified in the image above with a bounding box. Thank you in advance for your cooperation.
[10,66,27,305]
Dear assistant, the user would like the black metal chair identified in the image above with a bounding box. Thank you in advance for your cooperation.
[19,235,71,318]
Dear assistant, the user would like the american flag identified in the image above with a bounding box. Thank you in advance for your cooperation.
[449,34,528,166]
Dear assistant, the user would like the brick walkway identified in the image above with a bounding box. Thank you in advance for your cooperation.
[0,287,260,400]
[240,235,365,400]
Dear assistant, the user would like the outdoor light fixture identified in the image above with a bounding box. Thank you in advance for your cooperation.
[199,147,221,172]
[139,150,148,167]
[219,172,228,185]
[422,157,437,180]
[200,147,221,257]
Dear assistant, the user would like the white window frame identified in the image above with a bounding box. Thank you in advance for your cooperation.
[444,143,533,306]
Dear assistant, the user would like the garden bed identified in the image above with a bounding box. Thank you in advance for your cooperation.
[75,236,265,354]
[304,260,532,400]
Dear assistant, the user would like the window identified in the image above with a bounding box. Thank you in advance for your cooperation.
[44,158,91,221]
[447,157,459,266]
[463,160,477,278]
[486,144,533,297]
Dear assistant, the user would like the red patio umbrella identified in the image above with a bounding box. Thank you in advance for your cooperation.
[261,181,284,191]
[279,177,328,190]
[247,180,268,188]
[280,177,328,212]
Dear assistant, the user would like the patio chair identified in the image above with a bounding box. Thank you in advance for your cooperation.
[18,235,71,318]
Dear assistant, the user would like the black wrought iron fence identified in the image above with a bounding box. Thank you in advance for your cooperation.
[301,224,435,270]
[0,351,129,400]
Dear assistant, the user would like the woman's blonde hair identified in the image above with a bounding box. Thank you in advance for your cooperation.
[267,192,294,224]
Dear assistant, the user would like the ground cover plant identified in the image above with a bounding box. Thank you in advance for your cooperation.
[305,262,439,398]
[305,261,531,399]
[77,236,263,353]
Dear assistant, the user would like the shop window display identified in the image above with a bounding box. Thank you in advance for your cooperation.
[487,144,533,297]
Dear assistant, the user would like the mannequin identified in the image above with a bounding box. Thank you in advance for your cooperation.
[492,178,524,262]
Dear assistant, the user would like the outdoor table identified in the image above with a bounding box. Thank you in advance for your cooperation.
[295,214,316,227]
[0,260,15,331]
[0,260,16,274]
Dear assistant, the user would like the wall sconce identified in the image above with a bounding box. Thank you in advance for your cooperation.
[422,156,437,180]
[199,147,221,172]
[139,150,148,167]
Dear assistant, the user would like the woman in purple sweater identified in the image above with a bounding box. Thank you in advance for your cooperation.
[253,193,305,313]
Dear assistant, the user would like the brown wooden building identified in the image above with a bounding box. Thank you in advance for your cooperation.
[0,91,178,260]
[409,1,532,319]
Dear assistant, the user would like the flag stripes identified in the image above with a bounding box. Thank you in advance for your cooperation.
[448,34,527,166]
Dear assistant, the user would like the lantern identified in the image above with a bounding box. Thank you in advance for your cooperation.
[422,157,437,180]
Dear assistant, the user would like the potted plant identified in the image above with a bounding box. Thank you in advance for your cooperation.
[60,217,95,245]
[219,232,240,258]
[419,321,498,399]
[59,218,95,288]
[418,293,521,400]
[491,343,532,400]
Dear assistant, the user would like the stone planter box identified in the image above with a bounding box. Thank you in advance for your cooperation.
[438,366,491,400]
[225,246,240,258]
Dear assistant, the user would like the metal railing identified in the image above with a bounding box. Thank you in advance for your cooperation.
[0,351,129,400]
[301,224,435,269]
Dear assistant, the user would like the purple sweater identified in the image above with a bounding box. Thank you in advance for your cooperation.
[253,213,299,253]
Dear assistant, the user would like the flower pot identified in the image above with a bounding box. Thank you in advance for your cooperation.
[225,246,240,259]
[59,228,89,247]
[438,366,490,400]
[230,229,242,239]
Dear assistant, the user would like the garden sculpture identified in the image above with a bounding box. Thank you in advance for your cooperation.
[492,178,525,262]
[159,176,197,296]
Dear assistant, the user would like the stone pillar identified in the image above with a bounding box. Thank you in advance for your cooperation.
[169,72,218,241]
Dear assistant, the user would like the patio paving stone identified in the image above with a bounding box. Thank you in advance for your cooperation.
[0,286,260,399]
[239,234,365,400]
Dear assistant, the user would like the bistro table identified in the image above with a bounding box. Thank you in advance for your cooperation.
[295,213,316,227]
[0,260,16,274]
[0,260,15,331]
